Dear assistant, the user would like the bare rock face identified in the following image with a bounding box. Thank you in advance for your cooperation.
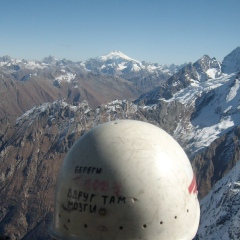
[192,126,240,199]
[0,73,60,133]
[0,102,78,239]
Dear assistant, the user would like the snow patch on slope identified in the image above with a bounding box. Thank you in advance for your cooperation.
[226,79,239,102]
[166,73,240,155]
[206,68,221,79]
[55,72,76,83]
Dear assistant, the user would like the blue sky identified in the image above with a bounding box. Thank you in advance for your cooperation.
[1,0,240,64]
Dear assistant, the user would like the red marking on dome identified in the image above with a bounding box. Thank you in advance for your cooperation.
[188,176,197,194]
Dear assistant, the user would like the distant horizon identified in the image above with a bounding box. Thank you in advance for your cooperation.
[1,46,239,66]
[1,0,240,65]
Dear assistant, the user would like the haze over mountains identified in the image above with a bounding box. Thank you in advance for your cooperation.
[0,47,240,239]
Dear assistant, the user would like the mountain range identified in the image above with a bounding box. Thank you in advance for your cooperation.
[0,47,240,239]
[0,51,185,135]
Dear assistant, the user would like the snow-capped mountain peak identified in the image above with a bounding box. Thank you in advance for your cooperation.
[193,54,221,81]
[97,50,140,64]
[0,55,47,70]
[80,50,183,81]
[0,55,22,67]
[95,51,143,72]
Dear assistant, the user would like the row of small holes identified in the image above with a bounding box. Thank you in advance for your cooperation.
[60,209,190,230]
[118,216,180,230]
[61,221,179,230]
